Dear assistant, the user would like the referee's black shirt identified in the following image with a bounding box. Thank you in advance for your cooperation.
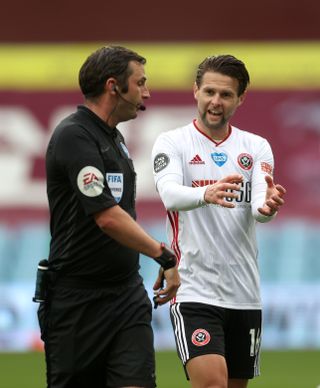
[46,105,139,283]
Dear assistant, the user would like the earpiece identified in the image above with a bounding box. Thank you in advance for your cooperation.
[112,83,146,111]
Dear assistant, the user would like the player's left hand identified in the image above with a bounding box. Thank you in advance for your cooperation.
[258,175,286,216]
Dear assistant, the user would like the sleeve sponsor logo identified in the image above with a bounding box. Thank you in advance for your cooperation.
[237,153,253,170]
[153,153,170,173]
[211,152,228,167]
[77,166,104,197]
[261,161,273,175]
[106,173,123,203]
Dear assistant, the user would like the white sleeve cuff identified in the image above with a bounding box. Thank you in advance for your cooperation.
[251,190,277,223]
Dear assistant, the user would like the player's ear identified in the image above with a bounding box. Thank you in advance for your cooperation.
[238,89,247,106]
[193,82,199,101]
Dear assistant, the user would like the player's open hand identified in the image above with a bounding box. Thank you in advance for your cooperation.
[153,266,180,308]
[204,174,243,208]
[258,175,286,216]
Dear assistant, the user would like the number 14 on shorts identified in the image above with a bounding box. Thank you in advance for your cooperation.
[249,328,261,356]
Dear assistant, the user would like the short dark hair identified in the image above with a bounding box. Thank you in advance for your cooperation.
[195,55,250,96]
[79,45,146,99]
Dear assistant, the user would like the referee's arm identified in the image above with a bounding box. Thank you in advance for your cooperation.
[94,205,180,304]
[94,205,163,257]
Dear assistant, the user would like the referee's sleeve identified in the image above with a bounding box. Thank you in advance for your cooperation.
[55,124,117,215]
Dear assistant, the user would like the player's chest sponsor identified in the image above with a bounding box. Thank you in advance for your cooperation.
[187,151,254,170]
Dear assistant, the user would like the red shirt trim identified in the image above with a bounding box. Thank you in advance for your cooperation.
[193,119,232,146]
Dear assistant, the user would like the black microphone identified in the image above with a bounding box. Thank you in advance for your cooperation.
[114,86,146,111]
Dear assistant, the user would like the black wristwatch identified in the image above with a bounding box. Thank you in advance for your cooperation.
[153,242,177,271]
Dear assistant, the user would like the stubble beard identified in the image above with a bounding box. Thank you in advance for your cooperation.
[201,111,227,131]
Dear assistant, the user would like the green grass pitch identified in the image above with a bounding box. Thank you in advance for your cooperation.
[0,350,319,387]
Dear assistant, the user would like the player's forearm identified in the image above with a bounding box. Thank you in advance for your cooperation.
[157,180,207,211]
[94,205,162,257]
[251,182,277,223]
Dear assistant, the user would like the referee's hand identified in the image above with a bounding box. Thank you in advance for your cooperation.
[153,267,180,308]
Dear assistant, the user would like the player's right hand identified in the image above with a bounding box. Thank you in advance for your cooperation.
[204,174,243,208]
[153,266,180,307]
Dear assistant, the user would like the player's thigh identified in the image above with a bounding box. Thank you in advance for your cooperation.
[187,354,228,388]
[170,303,226,364]
[228,378,248,388]
[226,309,262,379]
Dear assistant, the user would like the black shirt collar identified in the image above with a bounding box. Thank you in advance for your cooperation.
[77,105,116,137]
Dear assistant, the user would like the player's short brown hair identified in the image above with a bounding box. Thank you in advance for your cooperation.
[195,55,250,96]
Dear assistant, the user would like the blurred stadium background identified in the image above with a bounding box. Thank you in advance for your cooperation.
[0,0,319,386]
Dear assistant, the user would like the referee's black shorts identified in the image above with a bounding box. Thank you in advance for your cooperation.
[170,302,262,380]
[38,274,156,388]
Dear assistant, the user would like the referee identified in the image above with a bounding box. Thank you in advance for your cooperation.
[36,46,180,388]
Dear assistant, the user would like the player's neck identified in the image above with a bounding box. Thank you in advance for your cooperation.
[195,119,230,142]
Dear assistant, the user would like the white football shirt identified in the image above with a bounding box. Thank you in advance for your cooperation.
[152,120,275,309]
